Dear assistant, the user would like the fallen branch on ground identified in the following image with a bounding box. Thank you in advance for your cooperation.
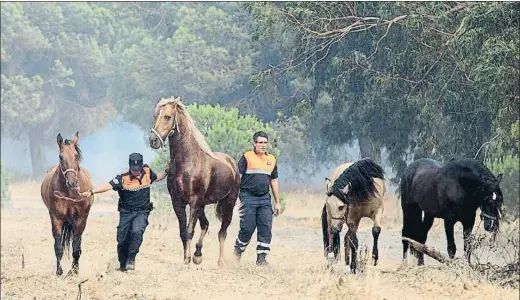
[402,237,450,263]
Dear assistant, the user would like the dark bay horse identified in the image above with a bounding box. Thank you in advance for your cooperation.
[322,158,386,273]
[400,158,503,265]
[41,132,94,276]
[149,97,241,267]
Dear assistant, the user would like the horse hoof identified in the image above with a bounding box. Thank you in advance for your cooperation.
[56,268,63,276]
[193,255,202,265]
[184,257,191,265]
[218,260,226,268]
[66,269,78,277]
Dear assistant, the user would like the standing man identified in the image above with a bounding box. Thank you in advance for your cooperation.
[234,131,281,266]
[81,153,167,271]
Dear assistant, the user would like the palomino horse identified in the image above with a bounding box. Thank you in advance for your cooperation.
[149,97,240,267]
[400,158,503,265]
[41,132,94,276]
[321,158,386,273]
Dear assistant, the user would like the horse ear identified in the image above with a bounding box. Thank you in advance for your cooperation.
[495,173,503,186]
[173,96,181,105]
[57,133,63,146]
[72,132,79,144]
[341,183,350,194]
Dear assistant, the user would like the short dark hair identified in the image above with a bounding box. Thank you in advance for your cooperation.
[253,131,268,142]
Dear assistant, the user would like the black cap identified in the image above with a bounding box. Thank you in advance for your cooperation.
[129,153,143,172]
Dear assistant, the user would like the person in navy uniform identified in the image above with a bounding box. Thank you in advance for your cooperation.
[81,153,167,271]
[233,131,281,266]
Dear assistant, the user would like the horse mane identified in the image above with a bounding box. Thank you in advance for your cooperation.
[333,158,385,204]
[63,139,83,162]
[446,158,498,186]
[155,97,219,160]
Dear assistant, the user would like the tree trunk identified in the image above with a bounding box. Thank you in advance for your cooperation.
[29,130,45,176]
[358,135,381,163]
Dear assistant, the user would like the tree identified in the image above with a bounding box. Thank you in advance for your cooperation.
[107,2,254,130]
[246,2,519,182]
[1,2,116,174]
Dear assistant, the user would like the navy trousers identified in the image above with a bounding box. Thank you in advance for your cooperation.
[116,208,149,266]
[234,192,273,256]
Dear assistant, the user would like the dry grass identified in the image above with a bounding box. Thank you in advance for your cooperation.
[1,182,518,299]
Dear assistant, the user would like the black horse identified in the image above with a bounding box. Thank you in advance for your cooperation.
[400,158,503,265]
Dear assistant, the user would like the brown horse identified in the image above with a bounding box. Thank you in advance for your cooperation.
[322,159,386,273]
[41,132,94,276]
[149,97,240,267]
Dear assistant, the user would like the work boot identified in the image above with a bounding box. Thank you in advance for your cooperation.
[125,253,136,271]
[233,248,242,262]
[256,253,269,266]
[119,262,127,272]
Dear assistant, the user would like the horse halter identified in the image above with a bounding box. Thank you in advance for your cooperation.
[60,163,78,179]
[330,215,346,221]
[150,109,178,148]
[480,211,497,221]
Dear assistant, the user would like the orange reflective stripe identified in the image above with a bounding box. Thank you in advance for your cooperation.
[244,151,276,175]
[122,167,152,191]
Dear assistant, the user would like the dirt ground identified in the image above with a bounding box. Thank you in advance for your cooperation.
[1,182,518,300]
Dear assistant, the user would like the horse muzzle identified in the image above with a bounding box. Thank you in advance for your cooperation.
[149,131,163,149]
[481,212,499,233]
[330,217,345,233]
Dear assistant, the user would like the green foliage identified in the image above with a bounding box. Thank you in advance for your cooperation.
[1,2,117,173]
[487,155,519,220]
[1,161,11,206]
[107,3,254,129]
[486,121,520,220]
[246,2,519,183]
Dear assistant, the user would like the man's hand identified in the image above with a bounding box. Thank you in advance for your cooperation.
[80,190,92,198]
[274,202,281,216]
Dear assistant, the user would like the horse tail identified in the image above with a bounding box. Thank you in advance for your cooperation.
[321,204,329,256]
[61,221,74,258]
[399,163,417,209]
[215,201,223,222]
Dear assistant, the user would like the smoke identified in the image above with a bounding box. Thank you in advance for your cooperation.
[1,120,158,186]
[1,121,397,193]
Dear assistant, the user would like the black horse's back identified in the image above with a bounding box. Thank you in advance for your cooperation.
[400,158,442,208]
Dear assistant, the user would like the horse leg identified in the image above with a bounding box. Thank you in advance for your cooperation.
[218,196,236,267]
[184,203,199,265]
[417,213,434,266]
[444,220,457,259]
[372,207,383,266]
[402,204,422,260]
[462,213,476,264]
[172,200,189,263]
[51,217,64,276]
[347,220,360,274]
[192,208,209,265]
[68,218,87,275]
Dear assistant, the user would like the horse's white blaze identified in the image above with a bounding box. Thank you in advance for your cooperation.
[492,192,497,201]
[154,108,163,130]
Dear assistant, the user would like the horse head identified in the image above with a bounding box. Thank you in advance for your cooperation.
[480,173,504,233]
[325,177,348,233]
[57,132,82,190]
[149,96,182,149]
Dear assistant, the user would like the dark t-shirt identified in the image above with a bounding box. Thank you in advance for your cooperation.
[238,154,278,196]
[109,165,157,210]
